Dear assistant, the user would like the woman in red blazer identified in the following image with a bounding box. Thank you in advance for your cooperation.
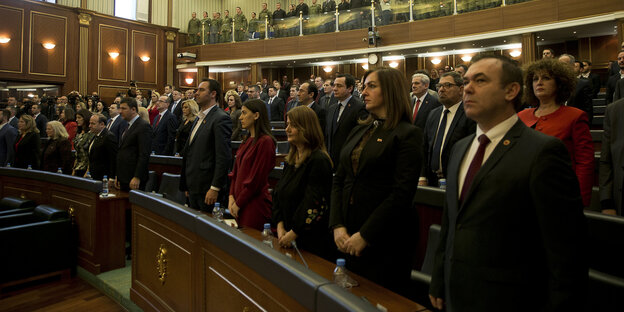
[229,99,276,230]
[61,107,77,147]
[518,58,594,206]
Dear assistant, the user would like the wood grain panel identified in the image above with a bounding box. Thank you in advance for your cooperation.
[98,85,130,107]
[29,11,67,77]
[454,8,503,37]
[0,6,23,73]
[2,181,45,204]
[232,40,266,59]
[408,17,454,43]
[99,24,128,82]
[133,207,197,312]
[265,37,300,56]
[132,30,158,84]
[178,71,197,88]
[590,35,619,68]
[49,191,95,256]
[557,0,624,21]
[503,0,556,29]
[298,32,335,53]
[335,29,368,50]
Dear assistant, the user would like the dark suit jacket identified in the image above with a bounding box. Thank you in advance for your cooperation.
[584,72,601,99]
[329,121,423,292]
[325,96,367,166]
[107,115,128,142]
[0,124,18,166]
[606,74,621,104]
[41,139,74,174]
[151,110,178,155]
[35,114,48,138]
[322,0,337,12]
[272,9,286,19]
[260,92,269,102]
[169,99,183,122]
[599,98,624,214]
[269,97,285,121]
[421,103,475,185]
[8,117,18,128]
[116,117,152,186]
[613,78,624,103]
[238,91,248,103]
[309,101,327,136]
[277,89,289,105]
[180,106,232,198]
[567,78,593,123]
[13,131,41,169]
[88,128,118,181]
[412,93,441,131]
[430,120,587,312]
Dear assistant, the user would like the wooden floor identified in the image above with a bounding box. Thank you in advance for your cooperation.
[0,278,125,312]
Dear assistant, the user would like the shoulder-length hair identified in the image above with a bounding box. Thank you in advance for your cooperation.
[225,91,242,110]
[47,120,69,140]
[359,67,412,129]
[182,99,199,121]
[63,107,76,122]
[523,58,576,107]
[19,114,38,134]
[76,109,92,133]
[242,99,275,144]
[285,106,332,168]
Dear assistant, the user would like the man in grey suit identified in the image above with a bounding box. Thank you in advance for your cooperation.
[180,79,232,211]
[600,97,624,216]
[0,109,17,166]
[429,54,587,311]
[411,73,441,131]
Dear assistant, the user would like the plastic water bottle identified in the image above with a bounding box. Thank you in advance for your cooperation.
[333,258,357,289]
[439,179,447,190]
[85,171,92,179]
[57,167,63,174]
[102,175,109,197]
[275,146,279,154]
[151,151,156,155]
[6,163,11,167]
[212,202,223,222]
[27,164,32,170]
[261,223,274,248]
[280,162,285,168]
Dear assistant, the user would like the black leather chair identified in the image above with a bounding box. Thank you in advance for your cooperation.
[144,170,158,192]
[584,210,624,311]
[408,224,440,308]
[0,205,73,284]
[0,197,36,216]
[276,141,290,154]
[158,172,186,205]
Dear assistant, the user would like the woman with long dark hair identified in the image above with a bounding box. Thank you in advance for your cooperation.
[72,109,94,177]
[226,91,243,141]
[228,99,276,230]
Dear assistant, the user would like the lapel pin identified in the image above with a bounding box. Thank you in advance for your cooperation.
[503,139,510,146]
[202,119,207,124]
[377,138,382,142]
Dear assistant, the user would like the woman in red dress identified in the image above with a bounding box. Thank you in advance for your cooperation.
[229,99,276,230]
[146,91,160,125]
[518,58,594,206]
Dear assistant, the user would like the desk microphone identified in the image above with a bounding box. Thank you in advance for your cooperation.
[291,240,309,269]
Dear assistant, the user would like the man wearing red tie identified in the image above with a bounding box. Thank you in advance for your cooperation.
[411,73,440,131]
[429,54,587,312]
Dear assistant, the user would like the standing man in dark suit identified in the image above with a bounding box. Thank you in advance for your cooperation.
[606,51,624,104]
[237,84,249,103]
[325,73,367,166]
[420,71,475,187]
[273,80,289,104]
[298,82,326,133]
[31,103,48,138]
[180,78,232,211]
[169,89,184,123]
[114,97,152,191]
[581,60,601,99]
[429,54,587,312]
[559,54,593,122]
[87,114,117,181]
[600,97,624,216]
[7,105,18,129]
[267,86,284,121]
[106,103,128,142]
[151,95,179,155]
[0,109,18,166]
[411,73,441,131]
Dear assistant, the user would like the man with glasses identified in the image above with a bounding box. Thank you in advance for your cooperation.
[419,71,475,187]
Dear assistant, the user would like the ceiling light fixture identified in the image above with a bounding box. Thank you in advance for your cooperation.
[461,55,472,62]
[389,61,399,68]
[42,42,55,50]
[362,63,369,70]
[109,51,120,59]
[323,66,332,73]
[140,55,150,62]
[509,50,522,57]
[431,58,441,65]
[0,37,10,44]
[185,78,194,85]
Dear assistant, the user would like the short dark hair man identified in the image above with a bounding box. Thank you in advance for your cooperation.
[580,60,601,99]
[542,47,555,59]
[0,109,18,166]
[298,82,326,133]
[88,113,118,181]
[152,95,179,155]
[429,54,587,311]
[115,97,152,191]
[31,103,48,137]
[180,79,232,211]
[267,86,285,121]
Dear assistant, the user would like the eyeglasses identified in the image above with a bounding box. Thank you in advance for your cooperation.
[436,82,461,89]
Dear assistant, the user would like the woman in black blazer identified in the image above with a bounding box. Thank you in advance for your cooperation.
[41,121,74,174]
[329,67,423,295]
[175,99,198,156]
[13,114,41,169]
[272,106,334,260]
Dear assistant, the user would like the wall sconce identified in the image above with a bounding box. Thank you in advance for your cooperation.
[461,55,472,62]
[0,37,10,44]
[389,61,399,68]
[108,51,120,59]
[323,66,332,73]
[361,63,369,70]
[140,55,150,62]
[185,78,194,85]
[42,42,55,50]
[431,58,441,65]
[509,50,522,57]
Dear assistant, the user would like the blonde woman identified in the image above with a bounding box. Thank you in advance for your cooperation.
[41,120,74,174]
[175,99,199,155]
[147,91,160,125]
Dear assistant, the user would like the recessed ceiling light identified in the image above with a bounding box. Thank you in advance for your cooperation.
[503,40,506,43]
[573,31,577,34]
[541,38,544,41]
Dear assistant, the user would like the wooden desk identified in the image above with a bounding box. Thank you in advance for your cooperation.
[0,168,128,274]
[129,191,428,311]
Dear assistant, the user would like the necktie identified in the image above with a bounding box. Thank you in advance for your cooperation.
[460,134,491,203]
[412,99,421,122]
[107,119,113,130]
[430,109,449,173]
[189,113,205,143]
[153,114,161,128]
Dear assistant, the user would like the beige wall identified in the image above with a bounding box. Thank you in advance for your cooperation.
[87,0,114,16]
[57,0,80,8]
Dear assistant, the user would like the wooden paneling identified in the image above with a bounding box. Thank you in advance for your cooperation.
[178,71,197,89]
[454,8,503,37]
[0,6,24,74]
[29,11,67,77]
[502,0,556,29]
[557,0,623,21]
[132,30,158,84]
[99,24,128,82]
[98,85,130,106]
[590,35,619,68]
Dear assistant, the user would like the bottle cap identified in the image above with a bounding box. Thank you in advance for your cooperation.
[103,175,107,179]
[264,223,271,230]
[214,202,220,207]
[336,258,346,266]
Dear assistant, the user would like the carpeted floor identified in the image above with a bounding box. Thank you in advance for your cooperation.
[78,261,142,312]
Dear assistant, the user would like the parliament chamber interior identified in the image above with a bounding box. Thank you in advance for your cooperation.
[1,0,624,311]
